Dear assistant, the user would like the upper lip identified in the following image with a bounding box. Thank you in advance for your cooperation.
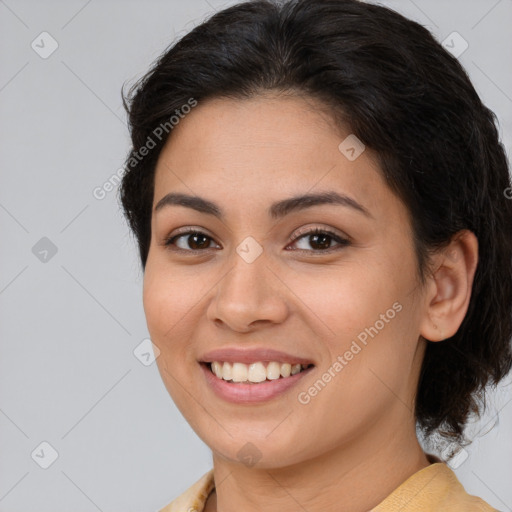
[199,347,315,366]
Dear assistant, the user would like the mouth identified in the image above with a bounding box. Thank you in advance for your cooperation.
[202,361,315,384]
[199,359,315,404]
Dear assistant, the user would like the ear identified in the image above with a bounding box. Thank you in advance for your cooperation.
[419,230,479,342]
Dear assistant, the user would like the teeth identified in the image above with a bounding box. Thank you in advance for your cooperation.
[222,361,232,381]
[267,362,281,380]
[248,362,267,383]
[280,363,291,378]
[212,361,223,379]
[209,361,311,383]
[291,363,302,375]
[232,362,248,382]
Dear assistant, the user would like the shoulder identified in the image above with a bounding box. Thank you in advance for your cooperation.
[371,462,499,512]
[158,469,215,512]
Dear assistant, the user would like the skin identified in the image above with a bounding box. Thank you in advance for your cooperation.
[143,93,478,512]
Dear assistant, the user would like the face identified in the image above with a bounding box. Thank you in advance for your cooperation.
[143,94,428,469]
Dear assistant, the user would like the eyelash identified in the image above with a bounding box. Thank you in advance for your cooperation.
[162,227,350,255]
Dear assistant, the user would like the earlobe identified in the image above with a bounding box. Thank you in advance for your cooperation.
[419,230,479,343]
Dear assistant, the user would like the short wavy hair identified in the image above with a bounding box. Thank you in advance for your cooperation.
[118,0,512,453]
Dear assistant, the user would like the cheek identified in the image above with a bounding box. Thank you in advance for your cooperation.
[317,304,419,425]
[290,255,417,392]
[143,268,200,405]
[290,259,399,349]
[142,265,197,354]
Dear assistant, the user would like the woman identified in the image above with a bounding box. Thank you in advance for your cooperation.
[118,0,512,510]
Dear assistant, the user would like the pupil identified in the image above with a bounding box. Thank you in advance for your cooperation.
[190,233,209,249]
[310,233,330,250]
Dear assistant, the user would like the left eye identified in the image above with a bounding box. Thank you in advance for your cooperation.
[288,227,350,253]
[163,228,350,253]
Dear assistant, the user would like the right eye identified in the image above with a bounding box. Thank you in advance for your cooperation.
[163,229,220,253]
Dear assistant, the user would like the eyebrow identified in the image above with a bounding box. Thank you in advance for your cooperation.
[154,190,373,220]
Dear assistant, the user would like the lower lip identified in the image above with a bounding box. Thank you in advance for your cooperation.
[200,363,314,404]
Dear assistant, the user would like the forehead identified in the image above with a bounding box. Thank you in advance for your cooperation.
[152,94,397,222]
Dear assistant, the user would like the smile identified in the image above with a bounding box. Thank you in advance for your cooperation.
[200,361,315,403]
[209,361,313,383]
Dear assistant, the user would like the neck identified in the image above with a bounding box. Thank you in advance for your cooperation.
[205,414,431,512]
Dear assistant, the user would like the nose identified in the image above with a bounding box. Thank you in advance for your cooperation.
[206,249,289,333]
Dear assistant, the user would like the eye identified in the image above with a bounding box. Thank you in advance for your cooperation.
[287,227,350,253]
[163,229,220,252]
[162,226,350,254]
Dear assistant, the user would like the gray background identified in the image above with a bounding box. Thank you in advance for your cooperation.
[0,0,511,511]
